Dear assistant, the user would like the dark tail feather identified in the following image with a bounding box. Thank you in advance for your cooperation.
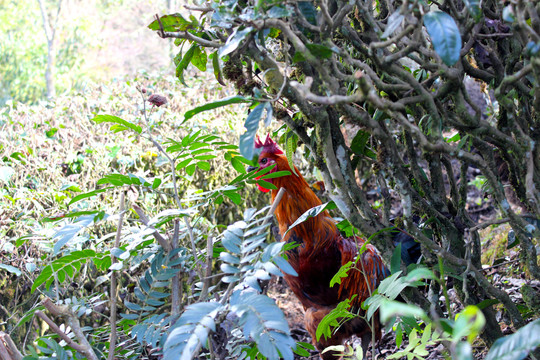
[392,231,422,266]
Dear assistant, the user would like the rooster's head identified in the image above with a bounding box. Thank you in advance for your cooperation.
[248,135,289,193]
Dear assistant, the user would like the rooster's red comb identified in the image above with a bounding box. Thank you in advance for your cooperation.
[254,134,284,155]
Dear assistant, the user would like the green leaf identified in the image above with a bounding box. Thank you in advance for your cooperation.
[60,183,81,192]
[176,44,197,85]
[219,27,254,57]
[379,300,428,323]
[297,2,318,25]
[210,51,225,85]
[197,161,211,171]
[239,103,269,160]
[152,178,162,189]
[32,250,100,293]
[463,0,482,22]
[184,96,249,122]
[186,164,196,176]
[382,10,405,39]
[249,164,276,179]
[305,43,334,59]
[267,5,292,18]
[176,158,193,170]
[424,11,462,66]
[163,302,224,358]
[68,187,113,205]
[285,131,299,176]
[391,242,402,274]
[476,298,500,310]
[445,132,461,143]
[453,306,486,343]
[148,13,194,32]
[350,130,370,155]
[256,179,278,190]
[258,170,291,180]
[396,323,403,347]
[273,254,298,276]
[92,115,142,134]
[316,296,356,341]
[285,202,337,236]
[45,127,58,138]
[486,319,540,360]
[194,154,217,161]
[329,261,354,287]
[191,46,207,71]
[97,174,132,186]
[0,264,22,276]
[231,156,247,173]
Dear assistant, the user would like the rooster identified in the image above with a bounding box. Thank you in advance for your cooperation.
[249,135,390,359]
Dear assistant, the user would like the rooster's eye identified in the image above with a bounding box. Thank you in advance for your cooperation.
[261,158,268,164]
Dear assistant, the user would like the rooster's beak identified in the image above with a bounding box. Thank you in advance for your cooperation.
[247,165,258,172]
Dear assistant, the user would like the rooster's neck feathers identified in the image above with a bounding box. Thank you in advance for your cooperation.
[270,154,338,242]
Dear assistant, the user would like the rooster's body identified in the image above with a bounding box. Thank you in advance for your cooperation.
[252,136,389,359]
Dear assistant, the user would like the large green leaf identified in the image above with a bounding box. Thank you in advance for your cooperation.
[183,95,249,122]
[382,10,405,39]
[305,43,333,59]
[176,44,197,85]
[297,2,318,25]
[92,115,142,134]
[239,103,271,160]
[219,26,254,57]
[379,299,428,323]
[210,51,225,85]
[191,46,207,72]
[424,11,462,66]
[284,131,299,176]
[390,242,402,274]
[485,319,540,360]
[68,187,113,205]
[0,264,21,276]
[164,302,224,359]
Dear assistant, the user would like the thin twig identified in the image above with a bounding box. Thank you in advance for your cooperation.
[36,310,86,353]
[133,204,170,251]
[107,191,125,360]
[469,217,510,232]
[257,187,286,236]
[171,219,182,317]
[38,298,99,360]
[480,258,521,272]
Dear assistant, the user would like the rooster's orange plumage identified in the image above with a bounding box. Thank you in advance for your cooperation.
[252,135,389,359]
